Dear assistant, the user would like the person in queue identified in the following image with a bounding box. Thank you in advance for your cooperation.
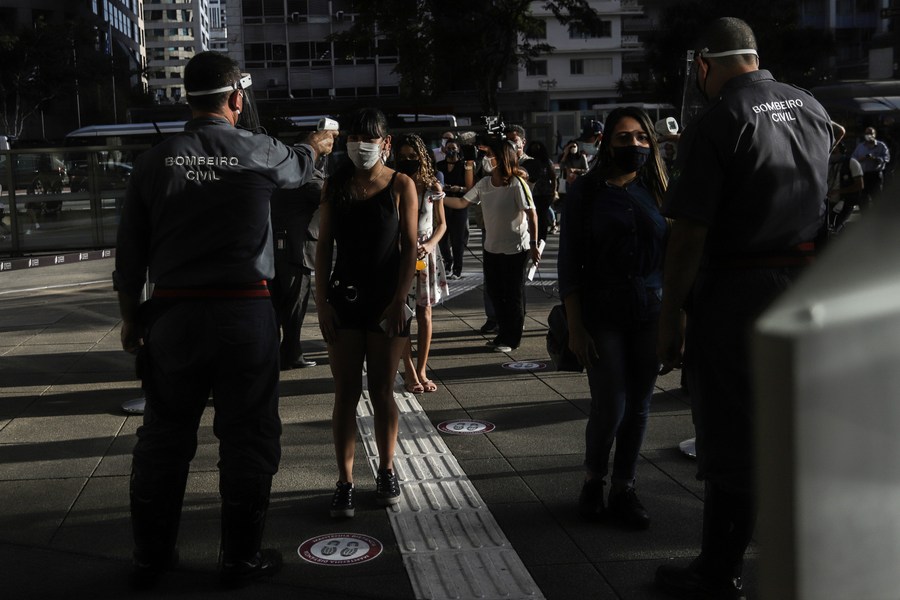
[113,51,336,590]
[315,108,418,519]
[522,139,559,241]
[654,18,834,599]
[851,126,890,208]
[444,138,540,353]
[558,139,590,183]
[395,134,449,394]
[559,107,668,530]
[436,138,476,279]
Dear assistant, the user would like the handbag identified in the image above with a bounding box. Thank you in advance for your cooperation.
[546,303,583,372]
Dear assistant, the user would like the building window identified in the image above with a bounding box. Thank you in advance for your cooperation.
[525,21,546,40]
[569,20,611,38]
[526,60,548,76]
[585,58,613,75]
[570,59,584,75]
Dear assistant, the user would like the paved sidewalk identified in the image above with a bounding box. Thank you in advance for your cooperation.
[0,237,757,599]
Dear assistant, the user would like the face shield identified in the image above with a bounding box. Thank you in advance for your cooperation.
[680,50,708,131]
[185,73,262,133]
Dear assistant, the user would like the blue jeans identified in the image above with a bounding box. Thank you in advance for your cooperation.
[583,323,659,482]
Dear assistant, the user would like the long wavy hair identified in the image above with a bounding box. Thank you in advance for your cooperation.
[587,106,668,206]
[326,107,389,210]
[394,133,439,190]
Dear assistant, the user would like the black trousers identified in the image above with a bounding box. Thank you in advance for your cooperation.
[483,249,529,348]
[133,298,282,477]
[439,205,469,276]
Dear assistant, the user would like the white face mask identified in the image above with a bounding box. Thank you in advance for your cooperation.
[579,141,597,155]
[865,134,876,143]
[347,141,383,170]
[481,155,494,173]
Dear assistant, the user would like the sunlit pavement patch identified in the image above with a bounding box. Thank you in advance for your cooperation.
[501,360,547,371]
[437,419,496,435]
[297,532,383,566]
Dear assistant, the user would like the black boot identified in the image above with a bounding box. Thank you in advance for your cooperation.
[655,482,753,599]
[219,472,282,589]
[129,461,189,590]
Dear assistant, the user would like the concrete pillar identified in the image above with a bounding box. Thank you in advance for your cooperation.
[754,186,900,599]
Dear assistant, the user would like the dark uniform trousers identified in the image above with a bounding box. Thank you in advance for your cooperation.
[685,265,802,573]
[130,295,281,565]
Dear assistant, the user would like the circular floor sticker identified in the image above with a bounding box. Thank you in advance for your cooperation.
[437,419,496,435]
[501,360,547,371]
[298,533,383,566]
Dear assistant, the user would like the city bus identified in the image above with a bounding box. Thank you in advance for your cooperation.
[64,121,187,147]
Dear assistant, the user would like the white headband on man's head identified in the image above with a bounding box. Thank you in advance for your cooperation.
[186,73,253,97]
[700,48,759,59]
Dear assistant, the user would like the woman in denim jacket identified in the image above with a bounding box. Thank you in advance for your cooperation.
[558,107,669,529]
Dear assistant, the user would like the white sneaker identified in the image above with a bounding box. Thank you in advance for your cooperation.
[493,344,513,353]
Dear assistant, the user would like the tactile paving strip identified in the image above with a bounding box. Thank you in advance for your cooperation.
[355,381,546,600]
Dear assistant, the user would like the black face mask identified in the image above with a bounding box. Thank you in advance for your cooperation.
[695,59,710,101]
[397,159,420,176]
[445,150,459,160]
[612,146,650,173]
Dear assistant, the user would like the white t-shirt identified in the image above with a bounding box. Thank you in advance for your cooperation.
[463,176,533,255]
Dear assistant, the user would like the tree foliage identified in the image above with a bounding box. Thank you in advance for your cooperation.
[643,1,835,108]
[333,0,606,113]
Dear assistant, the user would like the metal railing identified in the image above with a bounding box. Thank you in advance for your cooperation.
[0,145,146,257]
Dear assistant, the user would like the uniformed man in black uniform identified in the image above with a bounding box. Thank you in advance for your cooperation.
[114,51,336,590]
[655,18,834,599]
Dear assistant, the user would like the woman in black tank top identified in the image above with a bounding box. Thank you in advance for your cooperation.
[315,108,419,517]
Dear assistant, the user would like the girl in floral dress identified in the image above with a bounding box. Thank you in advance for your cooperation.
[394,134,449,393]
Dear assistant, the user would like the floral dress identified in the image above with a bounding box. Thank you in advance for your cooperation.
[412,186,450,306]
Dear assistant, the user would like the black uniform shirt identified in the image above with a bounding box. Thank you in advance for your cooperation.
[664,69,833,257]
[114,117,316,296]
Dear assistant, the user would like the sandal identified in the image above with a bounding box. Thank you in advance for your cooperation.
[405,381,424,394]
[421,379,437,393]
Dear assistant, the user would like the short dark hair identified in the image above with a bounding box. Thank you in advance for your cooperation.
[184,51,242,112]
[505,124,526,139]
[699,17,758,68]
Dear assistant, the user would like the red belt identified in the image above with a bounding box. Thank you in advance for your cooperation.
[152,280,270,299]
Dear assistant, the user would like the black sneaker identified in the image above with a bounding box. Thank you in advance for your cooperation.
[607,487,650,530]
[655,558,745,599]
[578,479,605,521]
[375,469,401,506]
[479,320,499,334]
[330,481,355,518]
[130,548,179,590]
[220,549,283,589]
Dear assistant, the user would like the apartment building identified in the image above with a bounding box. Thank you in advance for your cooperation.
[208,0,227,52]
[226,0,400,103]
[798,0,893,79]
[144,0,210,102]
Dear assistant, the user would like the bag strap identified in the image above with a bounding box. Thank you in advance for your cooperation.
[514,175,536,210]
